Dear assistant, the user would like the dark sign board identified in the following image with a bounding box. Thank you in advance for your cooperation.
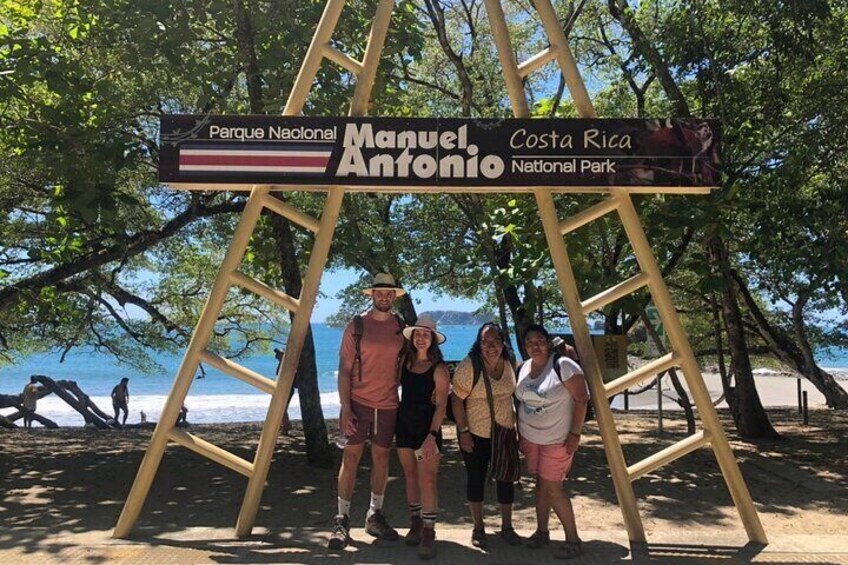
[159,115,719,190]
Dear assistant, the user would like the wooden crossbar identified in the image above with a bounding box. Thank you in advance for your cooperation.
[168,428,254,477]
[517,46,556,77]
[199,350,277,395]
[559,197,619,235]
[627,431,711,482]
[322,44,364,74]
[604,352,678,398]
[262,194,320,232]
[230,271,300,313]
[581,272,650,315]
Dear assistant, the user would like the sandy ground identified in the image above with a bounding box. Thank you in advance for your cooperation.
[1,406,846,561]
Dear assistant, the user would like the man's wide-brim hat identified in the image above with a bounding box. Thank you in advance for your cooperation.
[402,314,446,345]
[362,272,406,297]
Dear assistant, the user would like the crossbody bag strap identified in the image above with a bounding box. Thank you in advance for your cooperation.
[479,362,498,436]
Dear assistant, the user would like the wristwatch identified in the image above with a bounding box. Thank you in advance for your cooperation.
[429,429,439,438]
[457,426,470,435]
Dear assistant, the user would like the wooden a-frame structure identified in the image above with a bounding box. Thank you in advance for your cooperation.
[114,0,767,545]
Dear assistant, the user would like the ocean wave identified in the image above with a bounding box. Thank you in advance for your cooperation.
[0,392,342,427]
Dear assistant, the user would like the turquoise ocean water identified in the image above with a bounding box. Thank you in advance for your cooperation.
[1,323,846,426]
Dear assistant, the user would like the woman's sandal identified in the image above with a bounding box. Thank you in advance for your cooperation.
[554,539,584,560]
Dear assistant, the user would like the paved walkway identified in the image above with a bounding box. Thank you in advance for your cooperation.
[3,526,847,564]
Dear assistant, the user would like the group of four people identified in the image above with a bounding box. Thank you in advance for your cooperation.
[329,274,590,560]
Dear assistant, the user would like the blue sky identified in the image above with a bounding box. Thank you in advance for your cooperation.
[313,267,482,322]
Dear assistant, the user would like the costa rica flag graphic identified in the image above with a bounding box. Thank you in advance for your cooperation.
[178,142,333,176]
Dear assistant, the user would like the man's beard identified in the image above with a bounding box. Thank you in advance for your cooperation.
[373,300,393,312]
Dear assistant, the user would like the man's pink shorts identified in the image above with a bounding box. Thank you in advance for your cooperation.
[520,437,575,482]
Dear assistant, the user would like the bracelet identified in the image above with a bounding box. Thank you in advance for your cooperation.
[457,426,470,434]
[429,429,439,438]
[569,431,581,438]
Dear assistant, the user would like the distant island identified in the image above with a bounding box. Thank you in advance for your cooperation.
[421,311,492,326]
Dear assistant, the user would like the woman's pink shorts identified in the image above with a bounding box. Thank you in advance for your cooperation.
[520,437,575,482]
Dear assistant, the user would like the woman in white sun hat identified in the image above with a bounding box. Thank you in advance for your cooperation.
[395,314,449,560]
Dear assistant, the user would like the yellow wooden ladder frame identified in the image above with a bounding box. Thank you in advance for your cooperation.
[113,0,767,545]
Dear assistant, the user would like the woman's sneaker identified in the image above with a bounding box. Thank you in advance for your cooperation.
[405,514,423,546]
[365,509,399,541]
[418,526,436,560]
[327,514,350,550]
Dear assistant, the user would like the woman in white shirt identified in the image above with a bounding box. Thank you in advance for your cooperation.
[515,324,590,559]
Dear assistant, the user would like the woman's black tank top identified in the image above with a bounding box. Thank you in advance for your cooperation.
[400,363,436,414]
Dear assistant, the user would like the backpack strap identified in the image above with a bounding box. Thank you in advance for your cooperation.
[352,314,364,381]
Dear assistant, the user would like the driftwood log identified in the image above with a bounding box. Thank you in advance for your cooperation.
[0,391,59,428]
[31,375,112,428]
[1,376,114,429]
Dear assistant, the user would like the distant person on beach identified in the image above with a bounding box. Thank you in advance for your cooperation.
[328,273,406,551]
[21,376,40,428]
[275,348,294,435]
[177,405,188,426]
[515,324,590,559]
[111,377,130,426]
[395,315,450,559]
[450,322,523,548]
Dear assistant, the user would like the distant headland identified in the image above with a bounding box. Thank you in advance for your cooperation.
[421,311,491,326]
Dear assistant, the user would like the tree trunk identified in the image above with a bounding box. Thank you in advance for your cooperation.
[271,214,333,468]
[733,271,848,408]
[708,238,779,438]
[234,0,332,467]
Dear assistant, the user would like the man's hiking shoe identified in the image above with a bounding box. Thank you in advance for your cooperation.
[328,514,350,550]
[405,514,423,546]
[418,526,436,560]
[526,529,551,548]
[500,527,523,546]
[365,509,399,541]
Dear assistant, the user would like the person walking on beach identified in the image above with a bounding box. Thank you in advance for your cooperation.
[21,376,40,428]
[396,315,450,559]
[328,273,406,551]
[111,377,130,426]
[516,324,590,559]
[450,322,523,548]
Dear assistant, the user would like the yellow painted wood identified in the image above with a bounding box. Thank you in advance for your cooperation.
[627,431,711,482]
[604,352,678,398]
[284,0,347,115]
[559,197,619,235]
[112,185,270,538]
[236,187,346,537]
[230,271,301,313]
[532,0,595,118]
[581,272,650,315]
[484,0,646,543]
[167,429,255,477]
[517,46,556,78]
[349,0,395,116]
[323,44,364,75]
[199,350,277,395]
[612,188,767,543]
[236,0,394,538]
[261,194,320,232]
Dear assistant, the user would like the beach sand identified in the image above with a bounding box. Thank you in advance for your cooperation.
[1,404,847,563]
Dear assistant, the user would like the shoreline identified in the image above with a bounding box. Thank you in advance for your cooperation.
[3,370,846,428]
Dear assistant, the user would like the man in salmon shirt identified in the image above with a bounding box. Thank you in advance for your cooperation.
[328,273,406,550]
